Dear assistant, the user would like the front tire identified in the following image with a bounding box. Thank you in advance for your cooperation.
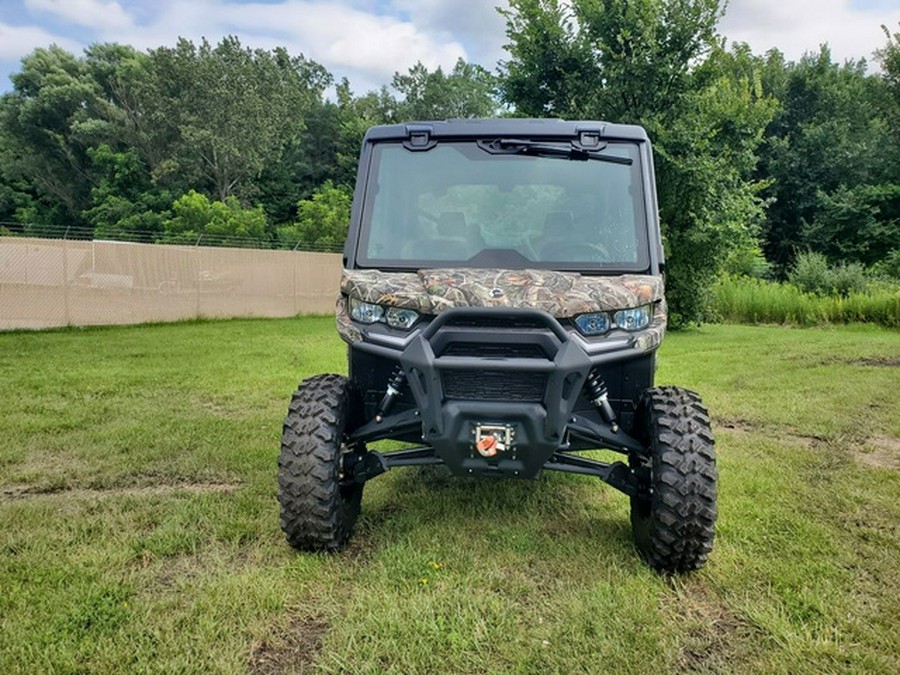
[630,386,717,573]
[278,374,364,551]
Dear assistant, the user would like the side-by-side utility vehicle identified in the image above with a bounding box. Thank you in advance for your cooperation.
[278,119,717,572]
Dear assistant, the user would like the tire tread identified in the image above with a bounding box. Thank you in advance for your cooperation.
[631,385,717,573]
[277,374,362,552]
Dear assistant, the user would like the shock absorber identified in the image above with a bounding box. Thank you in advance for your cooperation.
[585,369,619,432]
[374,366,407,423]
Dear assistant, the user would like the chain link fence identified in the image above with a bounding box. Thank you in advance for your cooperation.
[0,235,343,330]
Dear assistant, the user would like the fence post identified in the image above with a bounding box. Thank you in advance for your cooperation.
[195,234,202,319]
[62,226,70,326]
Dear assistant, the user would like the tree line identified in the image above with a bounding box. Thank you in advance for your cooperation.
[1,0,897,323]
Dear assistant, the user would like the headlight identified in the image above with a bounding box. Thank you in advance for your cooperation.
[574,304,653,336]
[349,298,384,324]
[613,305,651,331]
[574,312,611,335]
[385,306,420,329]
[348,297,419,330]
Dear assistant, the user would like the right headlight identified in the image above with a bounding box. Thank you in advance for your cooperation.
[349,298,384,324]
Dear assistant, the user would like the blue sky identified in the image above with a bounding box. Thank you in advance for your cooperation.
[1,0,898,94]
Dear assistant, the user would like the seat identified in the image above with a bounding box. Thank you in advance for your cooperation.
[437,212,468,238]
[536,211,574,258]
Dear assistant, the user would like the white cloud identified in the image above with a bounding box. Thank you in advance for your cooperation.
[24,0,474,92]
[390,0,509,67]
[0,21,81,60]
[209,1,468,81]
[720,0,900,65]
[25,0,134,32]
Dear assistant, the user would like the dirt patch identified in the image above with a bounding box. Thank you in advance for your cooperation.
[853,435,900,471]
[822,356,900,368]
[0,481,240,501]
[249,615,328,675]
[663,582,758,672]
[716,418,751,431]
[716,419,825,449]
[847,357,900,367]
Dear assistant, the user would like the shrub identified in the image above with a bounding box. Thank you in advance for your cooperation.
[161,190,268,247]
[873,249,900,280]
[277,181,350,251]
[788,251,869,297]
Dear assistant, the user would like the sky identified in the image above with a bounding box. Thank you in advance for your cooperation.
[0,0,899,95]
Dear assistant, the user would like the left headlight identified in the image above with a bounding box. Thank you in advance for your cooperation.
[349,297,420,330]
[613,305,652,331]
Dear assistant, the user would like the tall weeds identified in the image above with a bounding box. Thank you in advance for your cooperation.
[713,275,900,327]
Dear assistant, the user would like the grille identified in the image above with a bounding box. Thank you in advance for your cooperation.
[441,342,547,359]
[442,370,547,402]
[442,316,549,330]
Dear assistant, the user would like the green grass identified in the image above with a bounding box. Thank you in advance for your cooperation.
[1,318,899,673]
[713,275,900,327]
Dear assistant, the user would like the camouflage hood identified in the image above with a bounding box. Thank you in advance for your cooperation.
[337,268,665,343]
[341,268,663,315]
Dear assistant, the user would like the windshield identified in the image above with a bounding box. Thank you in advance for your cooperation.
[357,140,649,271]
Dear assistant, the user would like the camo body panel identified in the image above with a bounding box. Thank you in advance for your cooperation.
[644,299,667,352]
[336,268,666,345]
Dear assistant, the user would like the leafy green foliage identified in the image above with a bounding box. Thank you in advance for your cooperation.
[391,59,498,121]
[135,37,329,202]
[787,251,870,297]
[82,145,171,241]
[757,47,899,272]
[162,190,268,246]
[875,23,900,134]
[873,248,900,280]
[805,184,900,266]
[0,46,102,231]
[277,181,350,250]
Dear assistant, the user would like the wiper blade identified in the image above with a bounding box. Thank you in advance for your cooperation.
[477,138,633,165]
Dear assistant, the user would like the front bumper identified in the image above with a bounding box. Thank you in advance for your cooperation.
[349,307,656,478]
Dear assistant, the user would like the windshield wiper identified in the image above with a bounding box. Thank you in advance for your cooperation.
[477,138,633,165]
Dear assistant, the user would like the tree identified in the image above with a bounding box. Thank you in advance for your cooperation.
[755,47,896,271]
[0,46,102,233]
[277,180,351,250]
[499,0,775,324]
[136,37,329,202]
[82,144,172,241]
[391,59,499,121]
[876,23,900,133]
[804,184,900,267]
[0,43,157,236]
[162,190,268,246]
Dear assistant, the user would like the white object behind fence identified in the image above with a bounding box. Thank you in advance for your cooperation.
[0,237,343,330]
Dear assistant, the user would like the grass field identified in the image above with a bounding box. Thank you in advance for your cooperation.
[1,318,899,674]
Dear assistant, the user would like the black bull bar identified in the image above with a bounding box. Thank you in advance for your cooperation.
[346,308,648,496]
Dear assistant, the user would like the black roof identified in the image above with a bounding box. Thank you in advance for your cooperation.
[363,118,650,142]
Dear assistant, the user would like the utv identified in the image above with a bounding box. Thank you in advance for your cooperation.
[278,119,717,573]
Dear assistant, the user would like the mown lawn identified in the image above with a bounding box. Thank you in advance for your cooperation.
[1,318,898,674]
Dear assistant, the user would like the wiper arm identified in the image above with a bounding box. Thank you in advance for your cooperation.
[477,138,633,165]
